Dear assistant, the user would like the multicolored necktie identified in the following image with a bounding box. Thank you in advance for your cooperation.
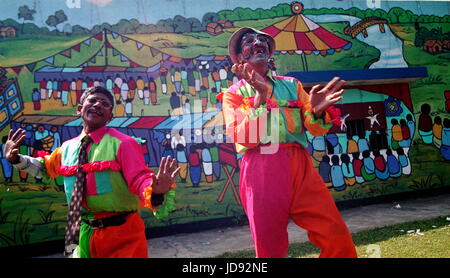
[64,135,92,256]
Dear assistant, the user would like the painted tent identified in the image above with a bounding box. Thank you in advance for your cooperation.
[31,29,171,83]
[10,114,78,142]
[8,29,234,93]
[35,65,162,83]
[261,1,352,70]
[152,111,221,147]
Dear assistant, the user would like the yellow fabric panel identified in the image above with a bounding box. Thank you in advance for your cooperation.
[274,17,294,31]
[274,32,297,51]
[305,32,330,50]
[294,15,311,32]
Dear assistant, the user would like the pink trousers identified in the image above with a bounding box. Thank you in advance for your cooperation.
[240,143,357,258]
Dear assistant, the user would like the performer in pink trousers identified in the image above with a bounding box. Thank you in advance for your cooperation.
[220,27,357,258]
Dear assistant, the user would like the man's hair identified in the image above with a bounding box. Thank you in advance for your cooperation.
[80,86,114,110]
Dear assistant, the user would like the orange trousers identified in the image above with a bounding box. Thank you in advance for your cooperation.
[240,143,357,258]
[87,212,148,258]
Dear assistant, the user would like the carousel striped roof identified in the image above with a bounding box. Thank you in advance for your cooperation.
[261,2,351,56]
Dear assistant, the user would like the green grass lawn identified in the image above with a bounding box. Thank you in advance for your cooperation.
[216,215,450,258]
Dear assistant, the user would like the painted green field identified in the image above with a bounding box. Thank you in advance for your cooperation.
[0,34,91,67]
[390,24,450,116]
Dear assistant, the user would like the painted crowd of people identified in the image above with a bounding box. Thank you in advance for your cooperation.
[158,130,224,188]
[1,123,62,184]
[418,103,450,160]
[307,112,417,191]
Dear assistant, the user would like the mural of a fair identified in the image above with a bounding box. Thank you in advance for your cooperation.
[0,0,449,251]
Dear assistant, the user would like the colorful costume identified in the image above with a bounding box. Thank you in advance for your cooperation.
[222,72,356,258]
[14,126,175,258]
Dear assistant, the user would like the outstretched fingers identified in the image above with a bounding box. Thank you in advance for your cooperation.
[309,84,321,95]
[166,156,176,174]
[330,80,346,94]
[323,77,341,92]
[328,90,344,104]
[171,167,181,180]
[9,129,24,142]
[8,129,26,147]
[7,129,13,140]
[158,156,167,175]
[330,89,344,99]
[16,134,26,147]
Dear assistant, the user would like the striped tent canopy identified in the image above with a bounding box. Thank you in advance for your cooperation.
[261,1,352,56]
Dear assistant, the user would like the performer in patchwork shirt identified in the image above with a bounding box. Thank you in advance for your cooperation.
[221,27,357,258]
[5,86,180,258]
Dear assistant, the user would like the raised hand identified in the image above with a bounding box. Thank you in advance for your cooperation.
[309,77,345,118]
[5,129,26,164]
[152,156,181,194]
[232,62,268,99]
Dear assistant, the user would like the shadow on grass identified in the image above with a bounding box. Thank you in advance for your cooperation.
[216,216,449,258]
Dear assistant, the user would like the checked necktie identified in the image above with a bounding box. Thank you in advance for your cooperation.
[64,135,92,256]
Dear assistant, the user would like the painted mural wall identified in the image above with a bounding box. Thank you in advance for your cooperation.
[0,0,449,248]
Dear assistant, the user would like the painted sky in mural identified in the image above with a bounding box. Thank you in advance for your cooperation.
[1,0,449,29]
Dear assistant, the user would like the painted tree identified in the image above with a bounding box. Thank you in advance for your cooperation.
[46,10,68,32]
[202,12,220,27]
[218,10,238,21]
[254,8,276,19]
[17,5,36,34]
[173,15,187,33]
[186,17,203,32]
[388,7,406,23]
[270,3,291,17]
[156,19,175,33]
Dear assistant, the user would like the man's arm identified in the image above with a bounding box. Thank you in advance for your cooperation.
[222,87,268,150]
[5,128,61,180]
[117,138,179,209]
[296,78,343,137]
[13,154,46,178]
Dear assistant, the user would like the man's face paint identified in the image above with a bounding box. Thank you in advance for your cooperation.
[239,32,270,62]
[242,47,251,60]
